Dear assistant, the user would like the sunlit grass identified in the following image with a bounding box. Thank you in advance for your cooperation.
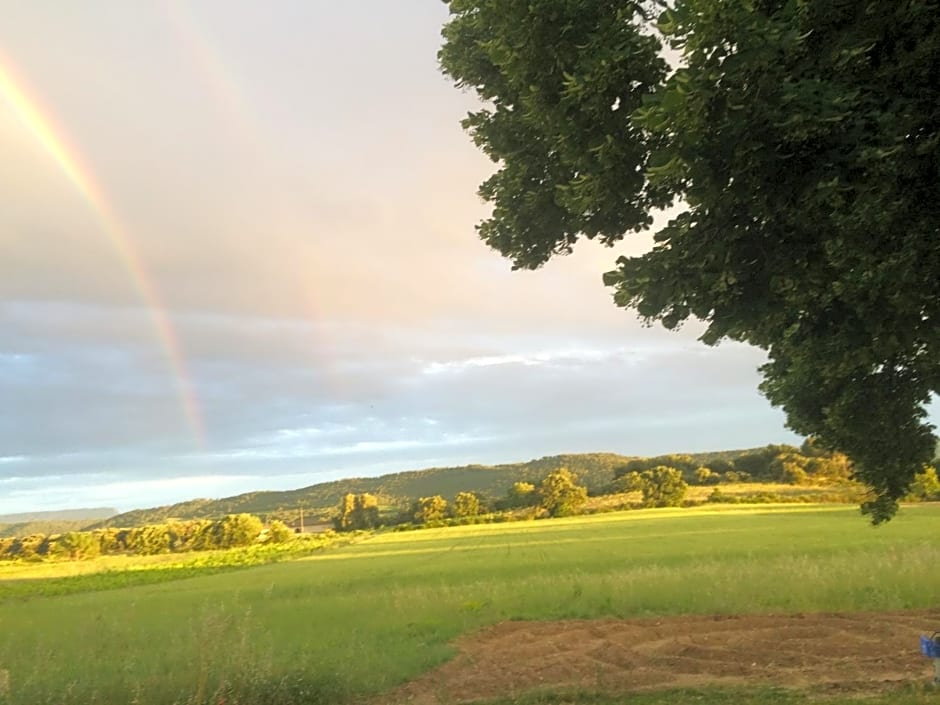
[585,483,864,512]
[0,551,206,580]
[0,532,354,601]
[0,504,937,704]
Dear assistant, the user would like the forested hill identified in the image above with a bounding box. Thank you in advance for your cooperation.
[101,449,759,528]
[0,508,118,539]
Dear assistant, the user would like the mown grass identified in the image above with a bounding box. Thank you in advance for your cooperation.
[0,504,937,705]
[474,683,940,704]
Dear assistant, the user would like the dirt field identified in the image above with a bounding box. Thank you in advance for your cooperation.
[387,609,940,704]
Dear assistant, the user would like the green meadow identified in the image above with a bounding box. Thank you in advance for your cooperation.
[0,504,938,705]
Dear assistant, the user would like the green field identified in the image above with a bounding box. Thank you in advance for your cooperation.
[1,504,938,705]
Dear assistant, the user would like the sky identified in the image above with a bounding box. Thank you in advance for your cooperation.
[0,2,809,515]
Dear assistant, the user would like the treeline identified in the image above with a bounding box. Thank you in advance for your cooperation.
[609,440,855,488]
[330,442,940,532]
[103,445,905,529]
[0,514,295,562]
[100,452,663,527]
[333,467,591,531]
[331,465,694,531]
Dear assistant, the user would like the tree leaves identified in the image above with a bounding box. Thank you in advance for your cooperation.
[440,0,940,522]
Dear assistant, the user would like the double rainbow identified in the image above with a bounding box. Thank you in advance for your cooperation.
[0,56,206,445]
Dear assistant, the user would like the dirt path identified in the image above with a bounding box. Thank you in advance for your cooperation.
[386,609,940,704]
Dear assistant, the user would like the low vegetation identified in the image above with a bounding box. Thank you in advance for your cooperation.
[0,514,294,563]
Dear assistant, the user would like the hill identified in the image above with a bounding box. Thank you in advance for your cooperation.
[101,449,768,528]
[0,508,118,538]
[0,519,107,539]
[0,508,116,523]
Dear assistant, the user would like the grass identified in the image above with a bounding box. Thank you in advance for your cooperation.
[0,532,355,602]
[0,504,938,704]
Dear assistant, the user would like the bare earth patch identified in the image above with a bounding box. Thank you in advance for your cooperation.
[386,609,940,704]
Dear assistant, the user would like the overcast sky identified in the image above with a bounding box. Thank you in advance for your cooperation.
[0,2,814,515]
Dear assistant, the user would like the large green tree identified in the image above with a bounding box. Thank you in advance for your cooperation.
[622,466,688,507]
[413,495,449,525]
[335,493,381,531]
[538,468,589,517]
[440,0,939,522]
[453,491,484,518]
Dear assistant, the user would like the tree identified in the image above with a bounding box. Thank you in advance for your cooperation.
[50,531,99,561]
[805,453,852,484]
[769,452,810,485]
[632,466,688,508]
[453,491,483,518]
[693,467,718,485]
[126,524,172,555]
[906,467,940,501]
[538,468,588,517]
[506,481,538,508]
[266,520,293,544]
[440,1,939,522]
[413,496,449,525]
[335,493,380,531]
[615,470,644,494]
[215,514,263,548]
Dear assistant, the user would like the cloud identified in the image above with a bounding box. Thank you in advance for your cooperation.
[0,3,809,514]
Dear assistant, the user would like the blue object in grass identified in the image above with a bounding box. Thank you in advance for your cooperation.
[921,633,940,658]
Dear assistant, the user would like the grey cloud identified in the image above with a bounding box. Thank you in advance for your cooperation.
[0,3,811,513]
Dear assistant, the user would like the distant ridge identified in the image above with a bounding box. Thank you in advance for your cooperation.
[101,448,761,528]
[0,507,119,539]
[0,507,117,523]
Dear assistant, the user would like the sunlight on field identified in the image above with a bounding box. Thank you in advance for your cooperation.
[0,505,938,705]
[0,551,198,580]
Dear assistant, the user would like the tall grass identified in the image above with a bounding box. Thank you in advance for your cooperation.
[0,504,937,704]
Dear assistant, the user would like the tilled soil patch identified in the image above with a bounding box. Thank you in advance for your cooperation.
[386,609,940,704]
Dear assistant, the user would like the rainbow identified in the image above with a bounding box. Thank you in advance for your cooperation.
[162,7,342,399]
[0,55,207,445]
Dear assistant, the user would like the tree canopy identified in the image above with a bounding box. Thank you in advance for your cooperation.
[439,0,939,522]
[538,468,589,517]
[619,465,688,507]
[335,493,381,532]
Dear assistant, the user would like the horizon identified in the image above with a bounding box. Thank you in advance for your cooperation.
[12,439,805,517]
[3,4,933,517]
